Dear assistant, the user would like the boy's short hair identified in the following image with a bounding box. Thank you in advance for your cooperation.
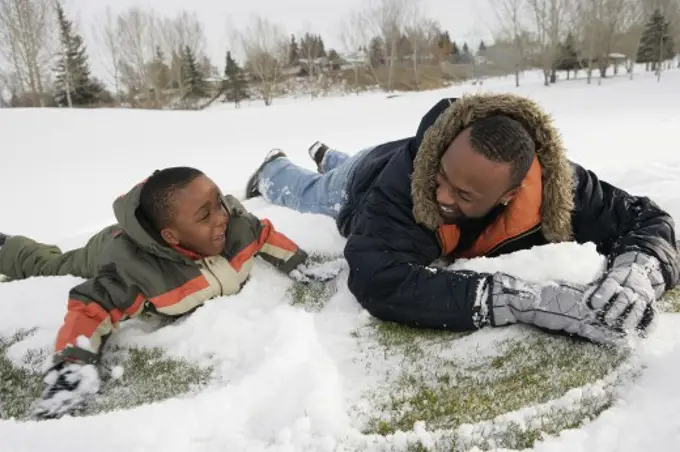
[139,167,205,231]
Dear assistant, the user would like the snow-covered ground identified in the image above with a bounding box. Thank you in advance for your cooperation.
[2,69,680,451]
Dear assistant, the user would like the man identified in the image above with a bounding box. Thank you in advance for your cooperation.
[245,93,680,345]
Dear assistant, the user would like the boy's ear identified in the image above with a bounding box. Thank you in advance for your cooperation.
[160,228,180,246]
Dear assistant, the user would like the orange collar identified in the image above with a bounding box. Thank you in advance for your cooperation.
[171,244,204,261]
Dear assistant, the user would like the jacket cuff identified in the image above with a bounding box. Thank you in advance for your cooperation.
[52,346,100,368]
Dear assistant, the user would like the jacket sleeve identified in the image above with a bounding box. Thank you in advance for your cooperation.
[253,218,308,273]
[223,194,308,274]
[53,262,146,366]
[344,152,489,331]
[570,162,680,289]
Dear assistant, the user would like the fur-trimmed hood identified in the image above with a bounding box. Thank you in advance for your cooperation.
[410,93,575,243]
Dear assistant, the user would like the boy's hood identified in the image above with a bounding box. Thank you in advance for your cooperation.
[410,93,575,243]
[112,182,189,262]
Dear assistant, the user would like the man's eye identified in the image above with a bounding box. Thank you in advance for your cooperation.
[458,191,471,203]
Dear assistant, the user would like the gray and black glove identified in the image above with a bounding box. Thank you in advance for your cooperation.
[478,272,624,345]
[585,251,665,333]
[289,257,346,284]
[32,353,101,420]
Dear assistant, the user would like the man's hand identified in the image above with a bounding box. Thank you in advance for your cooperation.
[586,251,666,333]
[32,360,101,420]
[480,272,625,346]
[289,257,346,284]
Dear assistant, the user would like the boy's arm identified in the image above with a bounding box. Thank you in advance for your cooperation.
[34,262,146,420]
[53,262,146,366]
[252,218,308,273]
[223,194,307,274]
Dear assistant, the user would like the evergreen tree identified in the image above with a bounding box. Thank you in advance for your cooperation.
[182,45,207,99]
[289,34,300,66]
[223,51,248,107]
[462,42,470,54]
[327,49,341,71]
[369,36,385,66]
[637,9,675,68]
[53,2,102,107]
[556,32,579,76]
[478,40,487,54]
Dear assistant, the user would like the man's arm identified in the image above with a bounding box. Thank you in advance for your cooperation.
[344,152,488,331]
[570,162,680,290]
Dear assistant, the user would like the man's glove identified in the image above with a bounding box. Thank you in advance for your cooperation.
[289,257,345,284]
[32,359,101,420]
[585,251,666,333]
[479,272,624,345]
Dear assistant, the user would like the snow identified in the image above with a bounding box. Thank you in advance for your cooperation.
[2,69,680,451]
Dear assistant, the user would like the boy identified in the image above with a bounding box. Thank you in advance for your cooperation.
[0,167,333,419]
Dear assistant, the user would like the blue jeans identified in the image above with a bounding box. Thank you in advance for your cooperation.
[258,147,373,218]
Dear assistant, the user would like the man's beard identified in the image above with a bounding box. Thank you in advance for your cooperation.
[441,203,506,229]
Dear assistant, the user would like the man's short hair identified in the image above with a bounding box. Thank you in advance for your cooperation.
[139,166,205,231]
[468,115,536,187]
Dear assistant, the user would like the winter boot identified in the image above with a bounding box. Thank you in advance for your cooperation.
[244,149,287,200]
[308,141,329,173]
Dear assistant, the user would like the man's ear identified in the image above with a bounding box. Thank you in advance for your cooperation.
[160,228,180,246]
[500,186,522,206]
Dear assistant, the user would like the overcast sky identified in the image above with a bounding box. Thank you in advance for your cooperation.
[66,0,496,80]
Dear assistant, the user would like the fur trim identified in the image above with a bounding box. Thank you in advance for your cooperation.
[411,93,574,243]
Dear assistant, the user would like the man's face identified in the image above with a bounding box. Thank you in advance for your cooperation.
[435,128,518,225]
[161,175,230,257]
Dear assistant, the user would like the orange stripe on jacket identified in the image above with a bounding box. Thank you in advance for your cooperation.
[437,157,543,257]
[55,300,111,352]
[230,219,299,271]
[55,293,148,353]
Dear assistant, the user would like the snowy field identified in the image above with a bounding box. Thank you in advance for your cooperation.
[2,69,680,451]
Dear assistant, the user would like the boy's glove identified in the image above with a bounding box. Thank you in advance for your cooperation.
[586,251,665,332]
[33,357,101,420]
[480,272,625,346]
[289,257,346,284]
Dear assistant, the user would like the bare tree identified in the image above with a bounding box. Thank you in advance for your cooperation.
[115,7,160,104]
[403,2,438,90]
[489,0,528,86]
[570,0,633,84]
[92,6,122,100]
[0,0,56,106]
[364,0,410,91]
[339,10,381,92]
[233,15,287,106]
[159,10,207,100]
[525,0,569,85]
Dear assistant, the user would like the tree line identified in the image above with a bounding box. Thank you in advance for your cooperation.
[0,0,678,109]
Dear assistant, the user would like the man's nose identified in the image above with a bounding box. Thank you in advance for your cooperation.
[436,185,455,205]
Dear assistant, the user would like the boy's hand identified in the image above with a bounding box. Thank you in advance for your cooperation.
[32,361,101,420]
[289,257,346,284]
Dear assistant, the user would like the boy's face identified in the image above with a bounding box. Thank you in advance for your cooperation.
[160,175,229,257]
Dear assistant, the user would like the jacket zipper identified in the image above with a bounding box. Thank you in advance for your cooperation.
[203,258,224,297]
[487,224,542,256]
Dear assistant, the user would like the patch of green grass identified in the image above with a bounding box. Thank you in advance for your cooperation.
[366,336,624,434]
[660,287,680,313]
[353,317,632,451]
[0,328,45,419]
[0,330,214,420]
[286,253,342,312]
